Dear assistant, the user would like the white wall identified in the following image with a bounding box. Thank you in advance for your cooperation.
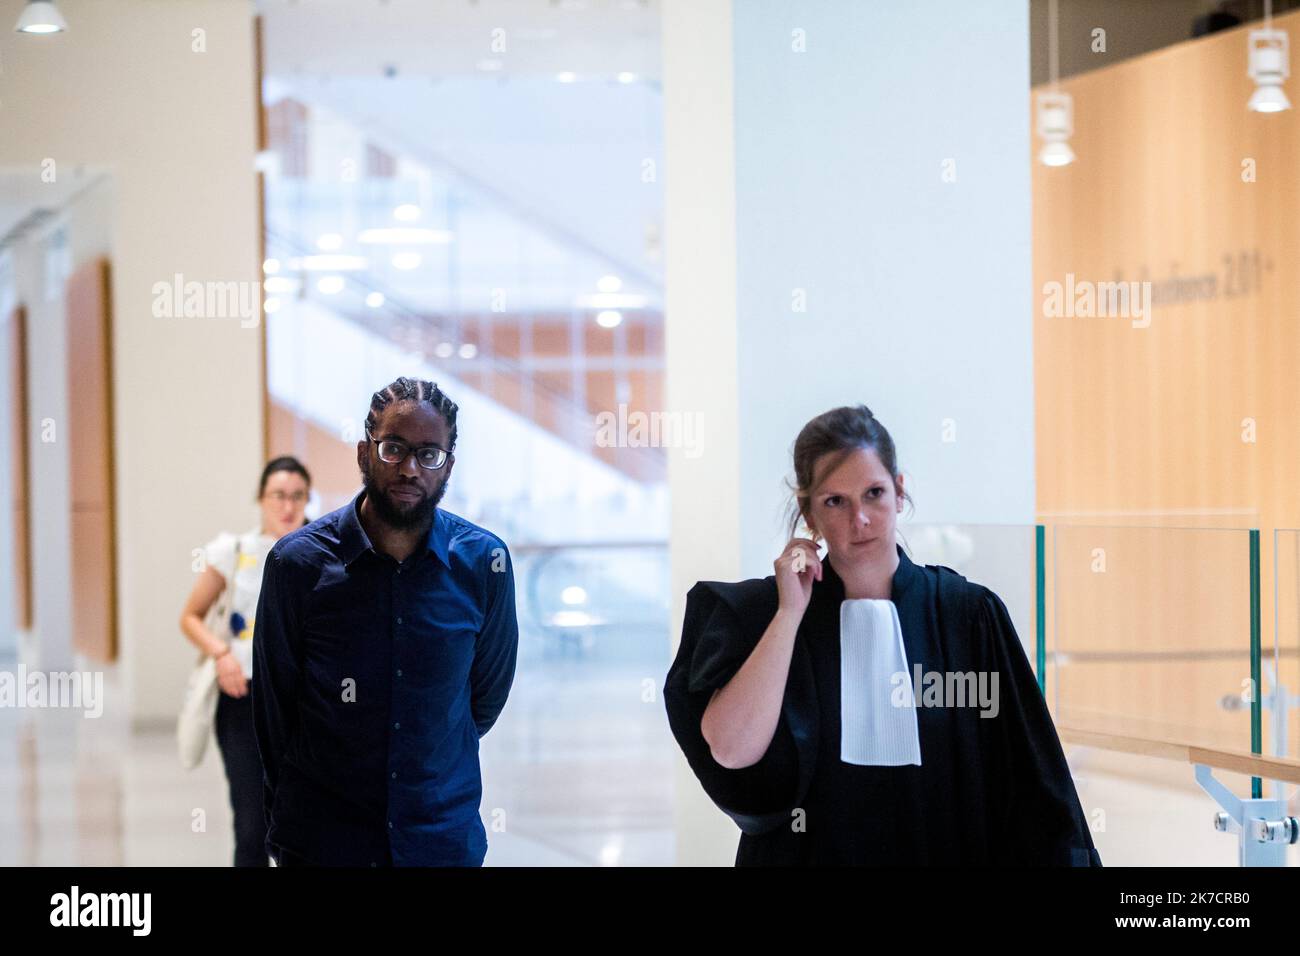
[733,0,1036,574]
[0,0,262,725]
[663,0,1034,864]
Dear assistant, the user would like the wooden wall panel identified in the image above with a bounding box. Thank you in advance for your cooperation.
[1033,12,1300,755]
[7,305,32,630]
[66,259,116,663]
[268,397,359,515]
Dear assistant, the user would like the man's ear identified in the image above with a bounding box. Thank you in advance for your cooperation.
[356,441,367,474]
[443,454,455,481]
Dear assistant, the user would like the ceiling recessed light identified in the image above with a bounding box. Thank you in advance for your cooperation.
[617,72,637,84]
[293,255,368,272]
[264,277,299,294]
[557,71,577,84]
[359,228,452,245]
[575,292,646,309]
[596,310,623,329]
[254,150,280,175]
[365,292,385,308]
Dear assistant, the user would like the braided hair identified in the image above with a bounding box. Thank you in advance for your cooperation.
[364,377,459,451]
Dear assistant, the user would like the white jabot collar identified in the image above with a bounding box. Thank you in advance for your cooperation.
[838,599,922,767]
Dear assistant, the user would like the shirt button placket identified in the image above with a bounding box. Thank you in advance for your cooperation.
[390,569,402,842]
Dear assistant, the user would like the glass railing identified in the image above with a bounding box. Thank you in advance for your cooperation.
[1272,531,1300,770]
[512,541,670,667]
[902,523,1294,777]
[899,522,1039,668]
[904,522,1299,864]
[1048,525,1258,760]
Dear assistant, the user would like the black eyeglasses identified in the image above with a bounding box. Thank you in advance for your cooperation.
[366,429,451,471]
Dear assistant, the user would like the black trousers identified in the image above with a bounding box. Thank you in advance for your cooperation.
[215,687,269,867]
[273,844,394,867]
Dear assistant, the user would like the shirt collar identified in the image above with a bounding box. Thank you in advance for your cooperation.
[821,543,917,602]
[338,490,451,569]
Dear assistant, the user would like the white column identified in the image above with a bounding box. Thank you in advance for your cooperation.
[663,0,1034,864]
[663,0,744,866]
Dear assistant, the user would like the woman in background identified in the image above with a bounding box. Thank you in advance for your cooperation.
[665,405,1099,865]
[180,456,312,866]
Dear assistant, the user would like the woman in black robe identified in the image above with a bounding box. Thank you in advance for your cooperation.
[664,405,1101,866]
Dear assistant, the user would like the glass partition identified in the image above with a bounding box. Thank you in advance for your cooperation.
[479,541,672,866]
[1272,530,1300,770]
[1048,526,1258,758]
[899,522,1039,668]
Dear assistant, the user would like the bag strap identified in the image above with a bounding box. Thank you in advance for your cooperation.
[211,534,242,643]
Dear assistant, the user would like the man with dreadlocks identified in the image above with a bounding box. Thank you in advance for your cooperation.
[252,377,519,866]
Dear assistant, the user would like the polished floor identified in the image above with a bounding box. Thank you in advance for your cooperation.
[2,648,1295,867]
[0,651,677,867]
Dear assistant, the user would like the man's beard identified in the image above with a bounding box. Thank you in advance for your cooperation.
[360,460,447,531]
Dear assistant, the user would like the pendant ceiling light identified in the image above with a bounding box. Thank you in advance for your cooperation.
[1036,92,1075,167]
[1248,4,1290,113]
[1036,0,1075,166]
[14,1,67,34]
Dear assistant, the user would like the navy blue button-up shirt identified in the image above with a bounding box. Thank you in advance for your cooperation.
[251,491,518,866]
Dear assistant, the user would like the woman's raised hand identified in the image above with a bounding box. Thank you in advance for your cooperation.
[774,537,822,618]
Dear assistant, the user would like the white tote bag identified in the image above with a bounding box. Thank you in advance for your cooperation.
[177,538,240,770]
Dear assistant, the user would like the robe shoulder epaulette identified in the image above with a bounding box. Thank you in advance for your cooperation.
[690,575,779,616]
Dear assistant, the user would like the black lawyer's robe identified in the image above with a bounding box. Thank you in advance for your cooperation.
[664,546,1102,866]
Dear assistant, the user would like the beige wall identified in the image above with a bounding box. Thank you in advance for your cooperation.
[0,0,263,725]
[663,0,743,867]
